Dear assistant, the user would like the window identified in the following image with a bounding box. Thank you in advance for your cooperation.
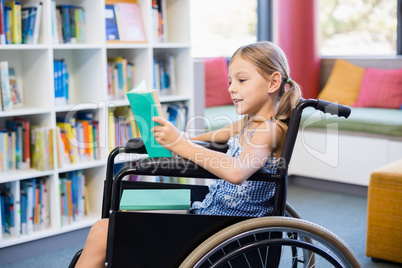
[190,0,258,58]
[319,0,398,55]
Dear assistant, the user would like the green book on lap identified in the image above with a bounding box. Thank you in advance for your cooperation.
[119,189,191,211]
[126,80,172,157]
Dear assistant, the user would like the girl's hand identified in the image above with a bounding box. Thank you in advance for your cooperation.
[151,116,183,149]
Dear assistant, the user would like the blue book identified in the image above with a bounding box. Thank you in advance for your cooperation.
[53,59,62,105]
[0,194,6,234]
[21,6,36,44]
[61,59,68,103]
[3,192,13,234]
[4,6,11,44]
[69,6,76,43]
[6,120,21,166]
[59,5,71,43]
[20,186,27,234]
[105,4,119,40]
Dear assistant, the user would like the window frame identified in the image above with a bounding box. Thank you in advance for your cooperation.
[258,0,402,55]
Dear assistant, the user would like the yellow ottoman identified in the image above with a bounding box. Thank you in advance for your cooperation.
[366,159,402,264]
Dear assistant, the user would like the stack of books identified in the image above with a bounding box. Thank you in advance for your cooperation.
[0,0,43,45]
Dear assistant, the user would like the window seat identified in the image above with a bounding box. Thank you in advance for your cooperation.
[301,107,402,137]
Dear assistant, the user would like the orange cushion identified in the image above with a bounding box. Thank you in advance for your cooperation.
[204,57,232,107]
[318,60,364,106]
[354,67,402,109]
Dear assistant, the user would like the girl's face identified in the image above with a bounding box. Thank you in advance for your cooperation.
[228,57,276,118]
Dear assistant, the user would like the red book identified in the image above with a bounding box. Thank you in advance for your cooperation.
[0,0,6,44]
[114,3,146,42]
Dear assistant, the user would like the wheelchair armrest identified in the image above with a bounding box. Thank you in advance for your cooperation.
[125,138,228,155]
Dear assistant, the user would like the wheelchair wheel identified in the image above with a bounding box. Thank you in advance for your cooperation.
[180,217,360,268]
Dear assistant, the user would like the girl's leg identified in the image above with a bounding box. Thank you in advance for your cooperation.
[75,218,109,268]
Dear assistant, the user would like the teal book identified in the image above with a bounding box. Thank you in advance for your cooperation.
[126,80,172,157]
[120,189,191,211]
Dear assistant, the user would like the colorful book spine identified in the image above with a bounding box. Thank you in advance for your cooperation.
[54,5,85,44]
[0,0,6,44]
[31,2,42,44]
[59,170,86,226]
[6,1,22,44]
[21,6,37,44]
[107,57,135,100]
[105,4,119,41]
[0,61,12,111]
[114,3,146,42]
[30,127,55,171]
[54,59,69,105]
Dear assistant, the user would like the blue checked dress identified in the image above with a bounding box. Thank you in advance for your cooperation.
[190,120,278,217]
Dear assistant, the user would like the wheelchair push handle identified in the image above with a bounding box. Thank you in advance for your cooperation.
[296,98,351,118]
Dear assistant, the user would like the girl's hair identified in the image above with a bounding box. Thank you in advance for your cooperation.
[229,41,302,134]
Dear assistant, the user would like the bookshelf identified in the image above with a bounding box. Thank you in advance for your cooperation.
[0,0,193,248]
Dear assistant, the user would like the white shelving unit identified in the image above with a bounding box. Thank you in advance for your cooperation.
[0,0,193,248]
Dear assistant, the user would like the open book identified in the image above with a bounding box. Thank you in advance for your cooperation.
[126,80,172,157]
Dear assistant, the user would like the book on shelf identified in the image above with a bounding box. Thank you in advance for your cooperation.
[119,189,190,212]
[109,106,141,149]
[50,0,58,44]
[30,126,55,171]
[0,61,12,111]
[19,178,50,234]
[6,1,22,44]
[164,102,188,132]
[0,182,21,238]
[9,67,23,107]
[0,0,6,44]
[113,3,146,42]
[54,59,69,105]
[105,4,119,41]
[151,0,167,43]
[20,1,42,44]
[59,170,86,226]
[21,6,36,44]
[56,112,100,166]
[126,80,172,158]
[52,4,85,44]
[31,1,42,44]
[4,6,11,44]
[76,111,99,162]
[56,118,79,164]
[0,118,30,172]
[153,53,176,96]
[107,57,135,100]
[13,117,30,169]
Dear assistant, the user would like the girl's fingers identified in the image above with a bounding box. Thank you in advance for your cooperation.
[152,116,165,125]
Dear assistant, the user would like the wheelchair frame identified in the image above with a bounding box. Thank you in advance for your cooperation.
[71,99,360,267]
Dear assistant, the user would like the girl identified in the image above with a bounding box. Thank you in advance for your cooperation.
[75,41,301,268]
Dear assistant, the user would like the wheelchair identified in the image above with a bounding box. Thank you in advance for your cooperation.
[69,99,361,268]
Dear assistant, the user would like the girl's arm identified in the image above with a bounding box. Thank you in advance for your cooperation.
[152,117,282,185]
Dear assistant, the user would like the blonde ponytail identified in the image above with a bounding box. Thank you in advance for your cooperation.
[274,79,302,135]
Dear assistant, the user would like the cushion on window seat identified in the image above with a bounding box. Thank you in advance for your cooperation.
[204,105,242,131]
[300,107,402,136]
